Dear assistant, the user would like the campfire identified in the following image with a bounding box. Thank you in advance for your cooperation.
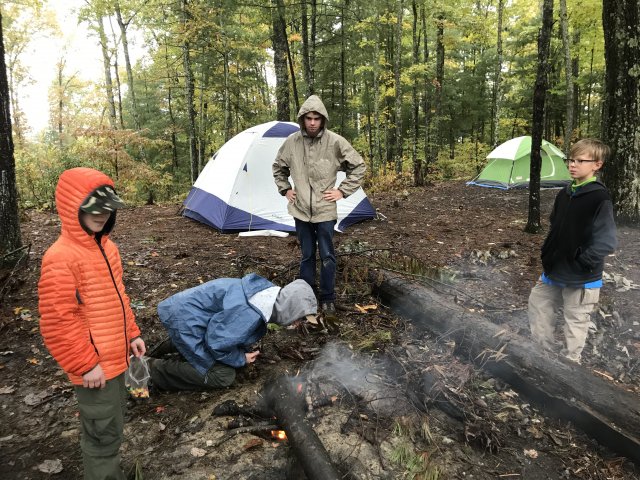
[212,375,341,480]
[270,430,287,441]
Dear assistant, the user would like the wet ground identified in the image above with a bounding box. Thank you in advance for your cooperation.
[1,181,639,479]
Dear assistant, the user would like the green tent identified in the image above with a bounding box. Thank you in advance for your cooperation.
[467,136,571,189]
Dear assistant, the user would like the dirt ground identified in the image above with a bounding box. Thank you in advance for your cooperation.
[1,180,639,479]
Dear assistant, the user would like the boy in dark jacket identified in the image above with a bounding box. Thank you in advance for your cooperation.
[528,138,617,363]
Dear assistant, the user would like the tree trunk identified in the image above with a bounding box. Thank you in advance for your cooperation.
[198,64,209,173]
[283,9,300,115]
[97,16,117,129]
[572,31,580,134]
[371,271,640,466]
[525,0,554,234]
[490,0,503,148]
[372,17,382,176]
[422,6,431,185]
[393,0,404,173]
[272,0,290,121]
[301,0,313,96]
[220,16,231,143]
[560,0,573,155]
[0,13,22,257]
[57,59,65,150]
[181,0,198,183]
[586,46,594,135]
[7,64,23,145]
[602,0,640,222]
[109,23,125,130]
[340,1,348,132]
[115,1,141,131]
[411,0,421,186]
[429,14,444,170]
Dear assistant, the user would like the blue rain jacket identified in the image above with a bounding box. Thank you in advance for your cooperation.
[157,273,274,375]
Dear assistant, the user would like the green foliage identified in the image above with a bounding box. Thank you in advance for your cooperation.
[433,140,492,181]
[15,143,68,209]
[355,331,392,352]
[10,0,609,198]
[390,422,441,480]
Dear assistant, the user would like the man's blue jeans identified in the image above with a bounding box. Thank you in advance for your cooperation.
[295,219,336,302]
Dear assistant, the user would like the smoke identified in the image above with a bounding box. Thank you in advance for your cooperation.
[304,341,410,415]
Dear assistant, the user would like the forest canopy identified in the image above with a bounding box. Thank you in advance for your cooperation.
[1,0,613,208]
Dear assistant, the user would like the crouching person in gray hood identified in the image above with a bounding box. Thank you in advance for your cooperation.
[147,273,317,391]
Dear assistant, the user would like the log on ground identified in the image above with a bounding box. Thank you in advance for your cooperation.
[371,270,640,465]
[260,376,341,480]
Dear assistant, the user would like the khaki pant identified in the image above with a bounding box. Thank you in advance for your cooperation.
[74,373,127,480]
[528,280,600,362]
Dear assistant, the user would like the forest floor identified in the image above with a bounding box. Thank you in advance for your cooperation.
[1,180,640,480]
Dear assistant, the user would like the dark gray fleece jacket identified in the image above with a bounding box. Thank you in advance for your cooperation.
[540,180,617,287]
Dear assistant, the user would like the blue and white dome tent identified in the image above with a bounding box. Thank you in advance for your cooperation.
[183,121,376,232]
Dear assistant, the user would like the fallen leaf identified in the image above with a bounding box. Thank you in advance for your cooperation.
[190,447,206,457]
[38,459,63,474]
[523,448,538,459]
[243,438,263,450]
[27,358,41,365]
[151,251,160,257]
[24,391,49,406]
[354,303,378,313]
[0,386,16,394]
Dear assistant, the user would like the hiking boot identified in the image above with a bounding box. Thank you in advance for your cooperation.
[321,302,337,320]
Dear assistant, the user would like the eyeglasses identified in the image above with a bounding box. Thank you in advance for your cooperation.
[565,158,598,165]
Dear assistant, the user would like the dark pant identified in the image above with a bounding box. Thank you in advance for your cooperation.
[295,218,336,302]
[74,373,127,480]
[149,359,236,391]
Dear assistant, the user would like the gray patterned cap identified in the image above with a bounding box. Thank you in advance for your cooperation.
[80,185,125,214]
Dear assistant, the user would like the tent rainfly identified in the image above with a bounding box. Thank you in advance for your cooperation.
[467,136,571,190]
[182,121,376,232]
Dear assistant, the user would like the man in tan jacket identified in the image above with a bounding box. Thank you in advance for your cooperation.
[272,95,365,315]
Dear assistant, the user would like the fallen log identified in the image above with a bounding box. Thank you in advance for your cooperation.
[371,270,640,465]
[260,377,341,480]
[212,381,340,479]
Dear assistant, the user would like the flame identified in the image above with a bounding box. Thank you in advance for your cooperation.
[271,430,287,440]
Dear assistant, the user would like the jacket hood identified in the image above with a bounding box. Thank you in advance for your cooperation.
[297,95,329,130]
[565,179,607,198]
[272,279,317,326]
[55,167,118,244]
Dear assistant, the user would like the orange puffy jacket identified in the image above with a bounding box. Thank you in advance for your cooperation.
[39,168,141,385]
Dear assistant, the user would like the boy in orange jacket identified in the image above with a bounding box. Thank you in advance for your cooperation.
[39,167,145,480]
